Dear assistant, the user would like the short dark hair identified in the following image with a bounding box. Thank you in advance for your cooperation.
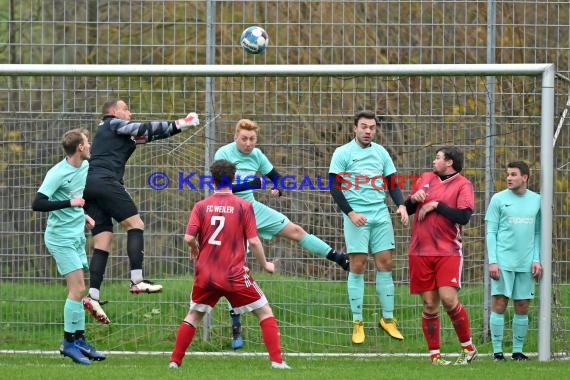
[353,110,382,126]
[102,98,121,115]
[210,159,236,187]
[507,161,530,177]
[437,146,464,172]
[62,128,87,156]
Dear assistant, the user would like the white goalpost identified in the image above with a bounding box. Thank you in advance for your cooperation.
[0,63,556,361]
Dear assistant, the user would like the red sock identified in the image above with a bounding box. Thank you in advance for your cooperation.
[170,321,196,366]
[260,316,283,363]
[422,312,440,351]
[447,303,473,348]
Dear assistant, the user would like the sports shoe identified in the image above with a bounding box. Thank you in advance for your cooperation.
[352,320,365,344]
[431,355,451,366]
[59,340,91,365]
[326,250,350,271]
[271,361,291,369]
[512,352,529,361]
[231,320,244,350]
[493,352,506,361]
[83,296,111,324]
[379,318,404,340]
[168,362,179,369]
[129,280,163,294]
[75,338,106,361]
[454,348,478,365]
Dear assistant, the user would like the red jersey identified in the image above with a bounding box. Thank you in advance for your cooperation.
[408,172,474,256]
[185,191,258,288]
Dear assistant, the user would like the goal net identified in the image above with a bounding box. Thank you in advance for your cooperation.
[0,64,564,359]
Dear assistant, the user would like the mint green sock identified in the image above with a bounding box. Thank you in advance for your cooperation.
[375,271,394,319]
[512,314,529,353]
[490,311,505,353]
[299,234,332,257]
[64,298,84,333]
[348,273,365,321]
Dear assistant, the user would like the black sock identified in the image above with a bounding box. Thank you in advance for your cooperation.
[75,330,85,340]
[64,331,74,343]
[89,249,109,290]
[127,229,144,270]
[230,309,240,324]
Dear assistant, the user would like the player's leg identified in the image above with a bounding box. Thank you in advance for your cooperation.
[227,300,244,349]
[342,216,368,344]
[254,200,349,270]
[371,218,402,340]
[45,238,91,365]
[228,272,290,369]
[169,285,215,368]
[490,269,511,361]
[410,255,449,365]
[511,272,534,361]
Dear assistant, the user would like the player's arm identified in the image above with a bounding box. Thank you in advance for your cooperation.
[184,234,199,259]
[243,202,274,273]
[434,203,472,225]
[385,173,408,225]
[111,113,199,143]
[248,236,273,273]
[329,173,354,215]
[31,192,82,211]
[263,168,282,196]
[232,176,262,193]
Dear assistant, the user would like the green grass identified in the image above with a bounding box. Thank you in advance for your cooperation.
[1,276,569,355]
[0,354,569,380]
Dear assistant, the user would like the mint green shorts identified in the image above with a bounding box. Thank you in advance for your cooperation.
[491,269,535,300]
[342,210,395,254]
[252,200,290,240]
[44,234,88,276]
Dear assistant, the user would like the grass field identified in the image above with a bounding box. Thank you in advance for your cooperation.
[0,353,569,380]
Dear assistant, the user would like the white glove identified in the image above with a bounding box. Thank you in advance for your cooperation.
[175,112,200,131]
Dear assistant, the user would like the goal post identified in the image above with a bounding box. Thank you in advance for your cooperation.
[0,63,556,361]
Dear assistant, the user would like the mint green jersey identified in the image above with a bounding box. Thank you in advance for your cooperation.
[214,142,273,202]
[38,158,89,239]
[329,139,397,216]
[485,188,541,272]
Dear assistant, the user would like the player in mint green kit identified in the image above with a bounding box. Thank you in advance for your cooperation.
[329,110,409,344]
[485,161,542,361]
[32,128,105,365]
[215,118,350,349]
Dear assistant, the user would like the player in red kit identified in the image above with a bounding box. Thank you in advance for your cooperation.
[405,146,478,366]
[168,159,290,370]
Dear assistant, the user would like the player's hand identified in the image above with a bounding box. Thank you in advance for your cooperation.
[85,214,95,230]
[488,263,500,280]
[348,211,367,227]
[410,189,428,204]
[70,198,85,207]
[270,188,281,198]
[175,112,200,131]
[264,261,275,273]
[417,201,438,221]
[396,205,409,226]
[190,243,199,259]
[531,262,543,280]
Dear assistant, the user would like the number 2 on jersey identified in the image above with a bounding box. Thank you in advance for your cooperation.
[208,215,225,245]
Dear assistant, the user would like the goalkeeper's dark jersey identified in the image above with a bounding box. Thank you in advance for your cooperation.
[88,115,180,182]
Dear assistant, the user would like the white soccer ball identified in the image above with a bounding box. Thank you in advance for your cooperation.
[240,26,268,55]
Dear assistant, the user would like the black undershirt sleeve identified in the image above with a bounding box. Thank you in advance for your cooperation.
[232,177,262,193]
[404,198,418,215]
[264,168,282,196]
[436,202,473,225]
[31,192,71,212]
[329,173,354,215]
[386,174,405,206]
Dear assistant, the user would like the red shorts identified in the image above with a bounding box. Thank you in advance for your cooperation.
[190,271,268,314]
[409,255,463,294]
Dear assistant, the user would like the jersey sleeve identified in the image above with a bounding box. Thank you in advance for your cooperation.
[328,148,345,174]
[457,179,475,211]
[185,203,201,237]
[242,202,259,239]
[213,147,225,161]
[37,167,63,199]
[533,202,541,263]
[257,150,274,175]
[381,147,397,177]
[485,195,500,264]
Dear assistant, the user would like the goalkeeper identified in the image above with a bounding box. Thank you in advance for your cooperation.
[82,98,200,324]
[214,118,350,349]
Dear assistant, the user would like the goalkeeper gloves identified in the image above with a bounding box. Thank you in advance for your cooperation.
[175,112,200,131]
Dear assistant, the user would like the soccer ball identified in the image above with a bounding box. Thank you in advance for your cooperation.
[240,26,268,55]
